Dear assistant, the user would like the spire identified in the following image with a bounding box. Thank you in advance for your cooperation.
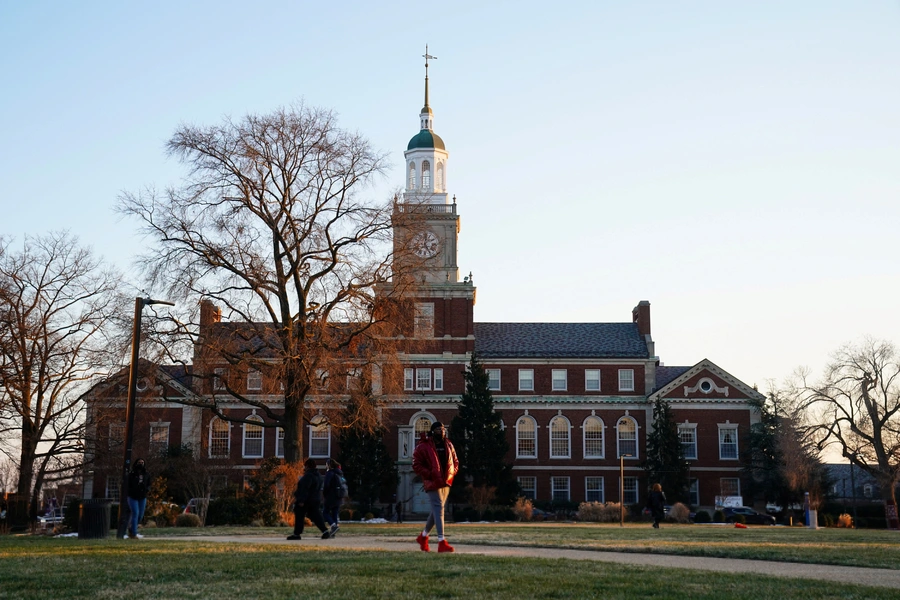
[422,45,436,117]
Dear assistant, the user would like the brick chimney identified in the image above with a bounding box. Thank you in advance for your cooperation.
[200,299,221,327]
[632,300,651,336]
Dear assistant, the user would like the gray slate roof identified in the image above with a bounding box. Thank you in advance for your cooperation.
[655,366,692,389]
[473,322,649,359]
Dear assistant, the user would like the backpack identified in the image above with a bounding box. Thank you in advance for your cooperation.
[334,472,349,500]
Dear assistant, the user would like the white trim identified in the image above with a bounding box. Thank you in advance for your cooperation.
[515,415,538,459]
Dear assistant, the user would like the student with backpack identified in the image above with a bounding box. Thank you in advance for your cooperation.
[287,458,330,540]
[322,458,347,537]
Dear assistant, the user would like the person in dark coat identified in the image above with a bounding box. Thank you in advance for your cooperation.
[648,483,667,529]
[287,458,330,540]
[322,458,344,537]
[126,458,149,539]
[412,421,459,553]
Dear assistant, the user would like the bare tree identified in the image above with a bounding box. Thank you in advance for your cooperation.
[118,103,419,464]
[0,232,124,518]
[801,338,900,528]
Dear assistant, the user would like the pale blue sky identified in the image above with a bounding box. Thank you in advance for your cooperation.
[2,1,899,393]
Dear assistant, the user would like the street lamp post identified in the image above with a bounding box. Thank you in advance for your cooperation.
[116,297,174,539]
[620,453,632,527]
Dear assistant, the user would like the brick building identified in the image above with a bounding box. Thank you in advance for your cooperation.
[83,63,763,514]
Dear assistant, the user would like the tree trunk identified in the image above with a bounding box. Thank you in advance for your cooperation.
[17,424,37,519]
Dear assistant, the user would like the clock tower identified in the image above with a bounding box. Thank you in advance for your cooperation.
[392,47,475,353]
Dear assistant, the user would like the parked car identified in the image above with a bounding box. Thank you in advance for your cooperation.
[722,506,776,525]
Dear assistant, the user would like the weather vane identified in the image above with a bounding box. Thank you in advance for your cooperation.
[423,44,436,74]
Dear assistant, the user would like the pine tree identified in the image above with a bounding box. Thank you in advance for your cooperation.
[643,397,690,503]
[337,399,398,514]
[449,353,517,504]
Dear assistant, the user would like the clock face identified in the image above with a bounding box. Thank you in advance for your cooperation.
[411,231,440,258]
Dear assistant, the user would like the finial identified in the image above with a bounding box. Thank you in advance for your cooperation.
[422,44,436,112]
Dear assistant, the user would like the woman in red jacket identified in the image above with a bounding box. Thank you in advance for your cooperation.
[412,421,459,553]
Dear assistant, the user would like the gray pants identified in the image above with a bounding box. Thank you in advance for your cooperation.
[424,487,450,537]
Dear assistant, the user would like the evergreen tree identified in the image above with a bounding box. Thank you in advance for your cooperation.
[337,398,398,513]
[643,398,690,503]
[449,353,517,505]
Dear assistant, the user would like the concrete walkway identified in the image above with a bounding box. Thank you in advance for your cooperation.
[155,534,900,590]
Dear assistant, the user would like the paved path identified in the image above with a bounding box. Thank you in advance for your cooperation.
[155,534,900,590]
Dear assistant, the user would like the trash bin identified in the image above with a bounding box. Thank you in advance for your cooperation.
[78,499,111,539]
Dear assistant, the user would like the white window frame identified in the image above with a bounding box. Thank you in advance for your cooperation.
[433,368,443,391]
[720,477,741,497]
[585,476,604,503]
[518,476,536,500]
[414,303,434,338]
[247,369,262,391]
[551,476,570,502]
[487,369,501,391]
[242,416,264,458]
[309,418,330,458]
[149,423,170,454]
[416,368,431,391]
[585,369,601,392]
[616,416,638,459]
[106,477,121,501]
[275,427,285,458]
[516,415,537,459]
[421,160,431,188]
[551,369,567,391]
[549,415,571,459]
[618,369,635,392]
[719,425,739,460]
[209,417,230,458]
[689,478,699,506]
[519,369,534,391]
[414,416,433,442]
[408,162,416,189]
[623,476,639,505]
[404,368,414,391]
[108,422,125,450]
[679,424,698,460]
[213,367,226,391]
[583,416,604,459]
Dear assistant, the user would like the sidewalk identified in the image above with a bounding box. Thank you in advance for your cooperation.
[155,534,900,590]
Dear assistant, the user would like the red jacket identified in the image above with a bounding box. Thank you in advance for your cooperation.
[412,437,459,492]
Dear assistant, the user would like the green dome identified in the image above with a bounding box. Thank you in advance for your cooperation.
[407,129,445,151]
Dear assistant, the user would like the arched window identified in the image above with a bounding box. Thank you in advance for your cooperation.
[421,161,431,189]
[309,417,330,458]
[436,163,444,190]
[583,416,604,459]
[209,417,230,458]
[549,415,570,458]
[242,415,264,458]
[408,162,416,189]
[516,416,537,458]
[616,417,637,458]
[414,415,432,446]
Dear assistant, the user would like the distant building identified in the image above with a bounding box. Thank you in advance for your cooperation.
[83,62,764,513]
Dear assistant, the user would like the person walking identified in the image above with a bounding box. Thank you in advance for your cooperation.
[287,458,330,540]
[412,421,459,553]
[648,482,667,529]
[322,458,344,537]
[126,458,149,539]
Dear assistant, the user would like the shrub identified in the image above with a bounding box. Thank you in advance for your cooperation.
[713,510,725,523]
[339,508,354,521]
[364,512,374,520]
[206,497,252,526]
[821,513,835,528]
[512,497,533,522]
[175,513,202,527]
[667,502,691,523]
[837,513,853,528]
[731,514,746,525]
[576,502,623,523]
[693,510,711,524]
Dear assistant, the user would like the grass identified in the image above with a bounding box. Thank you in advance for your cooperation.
[0,534,898,600]
[144,522,900,570]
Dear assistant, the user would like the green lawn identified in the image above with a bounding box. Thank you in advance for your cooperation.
[146,522,900,570]
[0,534,897,600]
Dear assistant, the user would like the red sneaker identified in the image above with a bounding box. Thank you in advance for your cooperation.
[416,533,430,552]
[437,540,454,553]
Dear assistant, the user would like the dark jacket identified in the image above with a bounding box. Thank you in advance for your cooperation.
[127,467,150,501]
[294,469,323,506]
[648,490,667,516]
[412,437,459,492]
[323,467,345,507]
